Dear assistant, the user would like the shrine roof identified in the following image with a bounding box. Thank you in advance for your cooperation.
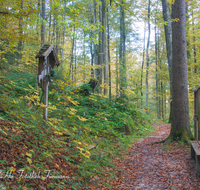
[36,44,60,66]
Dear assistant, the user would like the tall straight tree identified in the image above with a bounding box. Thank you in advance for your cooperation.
[192,9,197,73]
[93,0,98,79]
[155,20,159,118]
[61,0,67,70]
[41,0,45,46]
[119,0,126,96]
[145,0,150,109]
[161,0,172,96]
[98,1,103,93]
[141,21,146,107]
[102,0,108,95]
[18,0,23,65]
[116,44,119,96]
[171,0,191,138]
[162,0,173,123]
[107,8,111,101]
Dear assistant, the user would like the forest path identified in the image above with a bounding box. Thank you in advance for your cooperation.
[110,124,200,189]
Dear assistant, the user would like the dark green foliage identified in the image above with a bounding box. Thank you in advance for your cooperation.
[0,67,36,97]
[50,68,56,77]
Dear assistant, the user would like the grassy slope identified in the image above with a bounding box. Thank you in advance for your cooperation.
[0,66,155,189]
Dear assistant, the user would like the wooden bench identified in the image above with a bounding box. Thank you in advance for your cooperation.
[191,141,200,175]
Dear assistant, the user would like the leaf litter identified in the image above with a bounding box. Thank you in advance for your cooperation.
[109,124,200,190]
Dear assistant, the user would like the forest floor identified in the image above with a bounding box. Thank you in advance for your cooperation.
[109,124,200,190]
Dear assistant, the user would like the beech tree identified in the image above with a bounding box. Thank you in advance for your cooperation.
[171,0,191,139]
[41,0,45,46]
[119,0,126,95]
[145,0,150,110]
[18,0,23,65]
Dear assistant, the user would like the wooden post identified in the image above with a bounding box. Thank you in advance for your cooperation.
[43,61,49,122]
[198,89,200,141]
[43,80,48,121]
[194,91,197,140]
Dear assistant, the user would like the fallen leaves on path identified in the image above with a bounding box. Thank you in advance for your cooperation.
[110,124,200,189]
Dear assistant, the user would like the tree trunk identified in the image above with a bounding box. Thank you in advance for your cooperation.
[48,0,52,42]
[53,5,56,45]
[171,0,191,139]
[69,27,75,85]
[145,0,150,110]
[61,0,66,70]
[116,46,119,97]
[119,0,126,96]
[161,81,164,120]
[56,17,59,53]
[18,0,23,65]
[161,0,173,122]
[98,1,103,94]
[74,38,77,85]
[185,1,190,62]
[101,0,107,96]
[192,10,197,73]
[157,30,161,118]
[93,0,98,79]
[161,0,172,95]
[155,20,159,119]
[90,37,94,78]
[83,30,86,83]
[41,0,45,46]
[141,22,146,107]
[107,8,111,101]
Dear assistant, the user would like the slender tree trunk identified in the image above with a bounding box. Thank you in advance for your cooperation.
[93,0,98,79]
[61,0,66,70]
[69,27,75,85]
[185,1,190,62]
[161,0,172,95]
[155,20,159,118]
[119,0,126,96]
[89,4,94,78]
[107,8,111,101]
[101,0,107,96]
[83,30,86,83]
[90,37,94,77]
[53,6,56,44]
[161,81,164,120]
[161,0,173,122]
[37,0,40,37]
[192,10,197,73]
[122,0,126,90]
[48,0,52,42]
[145,0,150,110]
[141,22,146,107]
[116,46,119,96]
[18,0,23,65]
[158,30,161,118]
[74,39,77,85]
[41,0,45,46]
[56,17,58,53]
[98,2,103,93]
[171,0,191,139]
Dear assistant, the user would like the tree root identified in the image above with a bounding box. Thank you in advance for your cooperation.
[149,136,170,145]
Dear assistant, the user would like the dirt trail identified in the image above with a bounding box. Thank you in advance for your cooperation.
[111,124,200,190]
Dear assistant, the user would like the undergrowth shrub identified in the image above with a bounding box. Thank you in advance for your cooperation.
[0,66,154,189]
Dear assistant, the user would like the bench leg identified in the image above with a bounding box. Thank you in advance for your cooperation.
[191,144,195,159]
[196,156,200,175]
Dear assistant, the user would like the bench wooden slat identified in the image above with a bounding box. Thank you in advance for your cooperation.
[191,141,200,157]
[190,141,200,175]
